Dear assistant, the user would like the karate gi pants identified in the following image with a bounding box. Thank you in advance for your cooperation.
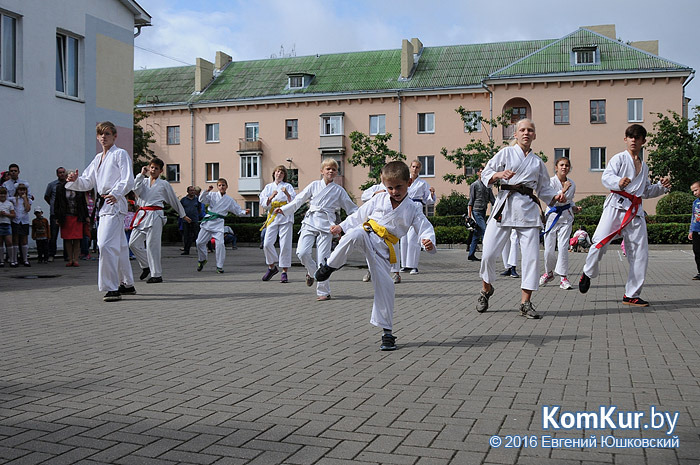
[196,227,226,268]
[400,226,421,269]
[502,230,520,269]
[263,221,293,268]
[97,213,134,292]
[297,227,333,297]
[327,227,396,330]
[129,218,164,278]
[543,222,573,277]
[583,210,648,298]
[481,221,539,291]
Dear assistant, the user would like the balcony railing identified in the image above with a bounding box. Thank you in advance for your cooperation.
[238,139,262,152]
[319,134,344,150]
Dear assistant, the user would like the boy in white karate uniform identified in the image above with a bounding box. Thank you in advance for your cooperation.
[539,157,582,290]
[315,161,436,350]
[399,159,435,276]
[275,159,357,300]
[196,179,249,273]
[579,124,671,306]
[259,165,296,283]
[476,119,564,318]
[130,158,190,283]
[66,122,136,302]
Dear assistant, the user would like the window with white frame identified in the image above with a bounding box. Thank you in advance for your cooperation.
[590,100,606,123]
[628,99,643,122]
[418,155,435,177]
[56,31,80,97]
[289,75,303,89]
[321,115,343,135]
[205,123,219,142]
[245,201,260,217]
[463,111,482,132]
[1,12,18,84]
[166,164,180,182]
[574,47,597,65]
[369,114,386,135]
[205,162,219,182]
[418,113,435,133]
[245,122,259,141]
[554,148,570,160]
[285,119,298,139]
[167,126,180,145]
[554,101,569,124]
[240,155,260,178]
[590,147,606,171]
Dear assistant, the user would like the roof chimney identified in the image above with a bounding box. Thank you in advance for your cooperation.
[582,24,616,40]
[411,38,423,54]
[630,40,659,56]
[400,39,414,79]
[195,57,214,92]
[215,51,232,71]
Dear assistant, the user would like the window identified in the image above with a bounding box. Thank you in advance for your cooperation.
[1,12,17,84]
[369,115,386,135]
[321,115,343,135]
[167,126,180,145]
[554,148,570,160]
[590,147,606,171]
[554,101,569,124]
[464,111,482,132]
[590,100,606,123]
[285,119,298,139]
[464,166,477,177]
[287,168,299,188]
[628,99,643,122]
[418,113,435,133]
[56,32,79,97]
[289,75,303,88]
[205,162,219,182]
[418,156,435,177]
[574,47,597,65]
[245,122,259,141]
[240,155,260,178]
[166,164,180,182]
[245,201,260,218]
[205,123,219,142]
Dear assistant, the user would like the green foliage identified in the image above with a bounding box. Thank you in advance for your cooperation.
[428,215,468,227]
[655,191,695,215]
[576,195,606,218]
[435,191,470,216]
[133,96,155,175]
[647,107,700,192]
[348,131,405,191]
[647,223,692,244]
[434,226,469,244]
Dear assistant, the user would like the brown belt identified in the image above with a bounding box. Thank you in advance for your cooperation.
[493,183,544,223]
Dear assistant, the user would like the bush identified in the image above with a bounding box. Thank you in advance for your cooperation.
[575,195,605,219]
[656,191,695,215]
[435,225,469,244]
[436,190,470,216]
[428,215,467,227]
[647,223,691,244]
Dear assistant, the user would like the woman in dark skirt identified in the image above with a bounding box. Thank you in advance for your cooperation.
[55,181,89,267]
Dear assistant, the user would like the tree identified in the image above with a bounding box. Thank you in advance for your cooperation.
[133,97,156,175]
[441,107,546,185]
[646,107,700,192]
[348,131,405,191]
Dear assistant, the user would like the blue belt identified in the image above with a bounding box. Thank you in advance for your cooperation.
[540,204,572,237]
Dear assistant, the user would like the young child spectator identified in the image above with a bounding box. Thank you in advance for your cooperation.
[10,183,32,267]
[32,207,50,263]
[539,157,582,290]
[569,227,590,252]
[259,165,296,283]
[275,159,357,301]
[689,181,700,280]
[129,158,189,283]
[196,179,249,273]
[314,161,436,350]
[0,186,15,267]
[55,180,89,267]
[579,124,671,306]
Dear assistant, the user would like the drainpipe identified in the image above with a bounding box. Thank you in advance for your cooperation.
[682,71,695,117]
[481,80,493,139]
[189,104,195,185]
[397,91,402,154]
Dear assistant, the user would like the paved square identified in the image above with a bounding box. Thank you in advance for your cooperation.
[1,244,698,464]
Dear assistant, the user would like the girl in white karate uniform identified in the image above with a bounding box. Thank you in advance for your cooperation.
[259,166,296,283]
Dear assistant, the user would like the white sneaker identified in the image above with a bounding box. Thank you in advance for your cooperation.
[409,268,419,275]
[539,272,554,286]
[393,272,401,284]
[362,271,371,282]
[560,278,572,290]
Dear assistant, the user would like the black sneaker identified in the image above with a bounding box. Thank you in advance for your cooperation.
[519,301,542,319]
[476,285,495,313]
[693,273,700,281]
[146,276,163,283]
[315,260,337,282]
[578,273,591,294]
[197,260,207,272]
[103,291,121,302]
[467,254,481,261]
[118,284,137,295]
[380,333,397,351]
[499,268,511,276]
[139,268,150,280]
[400,267,411,272]
[622,295,649,307]
[509,267,519,278]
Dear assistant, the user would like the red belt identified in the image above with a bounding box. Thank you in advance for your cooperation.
[595,190,641,249]
[129,206,163,230]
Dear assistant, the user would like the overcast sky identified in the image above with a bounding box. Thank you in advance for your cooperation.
[133,0,699,110]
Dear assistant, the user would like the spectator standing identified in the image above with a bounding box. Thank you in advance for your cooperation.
[32,207,50,263]
[180,186,201,255]
[0,186,15,267]
[44,167,67,262]
[467,166,495,261]
[55,180,89,267]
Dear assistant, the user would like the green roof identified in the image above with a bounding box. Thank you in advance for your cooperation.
[134,28,692,106]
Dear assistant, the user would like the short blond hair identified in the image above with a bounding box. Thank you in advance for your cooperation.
[321,158,339,170]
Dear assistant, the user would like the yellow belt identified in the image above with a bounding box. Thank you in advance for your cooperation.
[363,219,399,264]
[260,200,288,231]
